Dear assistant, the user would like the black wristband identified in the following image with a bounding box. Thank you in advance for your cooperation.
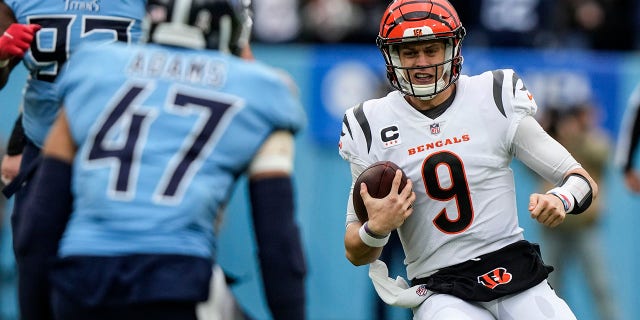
[7,114,26,156]
[363,221,390,239]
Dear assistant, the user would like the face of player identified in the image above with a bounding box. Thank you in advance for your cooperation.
[397,40,446,87]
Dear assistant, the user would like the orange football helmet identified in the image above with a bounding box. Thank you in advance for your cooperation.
[377,0,466,99]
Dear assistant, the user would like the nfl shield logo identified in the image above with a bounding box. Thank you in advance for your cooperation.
[430,123,440,134]
[416,284,428,296]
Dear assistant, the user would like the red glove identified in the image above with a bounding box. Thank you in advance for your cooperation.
[0,23,41,61]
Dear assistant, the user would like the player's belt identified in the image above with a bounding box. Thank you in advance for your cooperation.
[411,240,552,302]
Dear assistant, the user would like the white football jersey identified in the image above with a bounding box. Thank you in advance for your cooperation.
[339,69,538,280]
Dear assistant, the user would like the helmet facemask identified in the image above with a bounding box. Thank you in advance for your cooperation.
[385,38,461,100]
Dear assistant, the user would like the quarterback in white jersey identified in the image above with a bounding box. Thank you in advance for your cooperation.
[339,1,598,319]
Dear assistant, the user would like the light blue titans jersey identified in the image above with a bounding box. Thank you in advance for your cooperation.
[55,42,306,259]
[6,0,145,147]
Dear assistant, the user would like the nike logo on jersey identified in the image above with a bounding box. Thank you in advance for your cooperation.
[407,134,470,156]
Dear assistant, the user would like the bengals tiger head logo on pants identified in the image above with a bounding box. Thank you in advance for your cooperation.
[477,267,512,289]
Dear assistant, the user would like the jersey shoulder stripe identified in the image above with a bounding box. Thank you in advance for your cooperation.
[353,103,373,153]
[491,70,507,118]
[341,113,353,140]
[484,68,536,120]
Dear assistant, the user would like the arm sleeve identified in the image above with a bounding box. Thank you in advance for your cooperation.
[513,115,581,185]
[625,111,640,172]
[249,176,307,320]
[14,157,72,320]
[7,113,26,155]
[619,98,640,173]
[615,84,640,172]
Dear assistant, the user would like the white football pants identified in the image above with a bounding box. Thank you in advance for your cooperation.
[413,280,577,320]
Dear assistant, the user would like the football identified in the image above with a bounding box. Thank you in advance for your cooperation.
[352,161,408,222]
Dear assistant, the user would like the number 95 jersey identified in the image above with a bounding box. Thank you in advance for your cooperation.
[339,69,537,280]
[6,0,145,147]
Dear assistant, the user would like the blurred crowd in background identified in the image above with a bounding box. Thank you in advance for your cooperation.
[2,1,640,320]
[254,0,638,51]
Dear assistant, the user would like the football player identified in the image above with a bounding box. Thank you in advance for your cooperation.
[0,1,145,319]
[617,83,640,193]
[338,0,597,319]
[17,0,307,319]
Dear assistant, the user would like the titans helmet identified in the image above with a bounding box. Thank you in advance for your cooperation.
[377,0,466,100]
[144,0,252,55]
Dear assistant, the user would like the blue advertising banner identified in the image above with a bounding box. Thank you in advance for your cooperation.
[307,46,624,146]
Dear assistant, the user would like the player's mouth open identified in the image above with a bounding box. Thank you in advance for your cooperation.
[413,72,434,84]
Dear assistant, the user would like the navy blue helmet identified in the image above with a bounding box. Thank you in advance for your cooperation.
[145,0,252,55]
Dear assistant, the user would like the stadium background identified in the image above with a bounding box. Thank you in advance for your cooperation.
[1,44,639,319]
